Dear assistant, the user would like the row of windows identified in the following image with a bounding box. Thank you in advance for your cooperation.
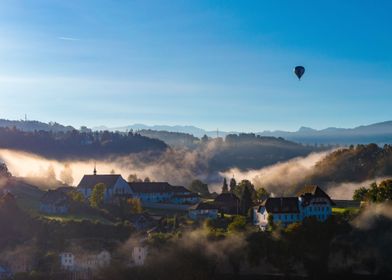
[274,214,301,220]
[308,206,329,212]
[271,212,331,221]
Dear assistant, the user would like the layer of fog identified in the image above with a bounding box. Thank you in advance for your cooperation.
[326,178,390,200]
[0,142,221,188]
[220,151,332,196]
[352,202,392,230]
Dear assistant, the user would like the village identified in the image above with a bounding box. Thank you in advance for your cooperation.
[0,164,347,280]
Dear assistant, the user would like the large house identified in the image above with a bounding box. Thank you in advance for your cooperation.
[76,171,199,206]
[76,173,132,202]
[213,193,240,215]
[128,182,199,205]
[40,189,70,214]
[188,202,219,220]
[253,185,334,230]
[60,250,111,272]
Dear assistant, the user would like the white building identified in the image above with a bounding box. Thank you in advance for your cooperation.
[59,252,75,270]
[188,202,219,220]
[59,250,111,272]
[77,172,132,202]
[131,246,148,266]
[128,182,200,205]
[253,185,334,230]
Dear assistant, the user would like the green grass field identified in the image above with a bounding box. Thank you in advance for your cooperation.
[40,213,113,224]
[332,207,360,215]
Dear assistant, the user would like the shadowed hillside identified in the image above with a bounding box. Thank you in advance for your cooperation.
[0,127,168,160]
[308,144,392,185]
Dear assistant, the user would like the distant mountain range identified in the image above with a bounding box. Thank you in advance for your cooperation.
[94,121,392,145]
[1,118,392,145]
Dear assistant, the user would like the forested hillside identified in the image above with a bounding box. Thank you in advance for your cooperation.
[0,127,168,159]
[309,144,392,184]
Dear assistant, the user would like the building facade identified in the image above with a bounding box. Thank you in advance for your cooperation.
[39,189,70,214]
[253,185,334,230]
[77,174,132,202]
[188,202,219,220]
[128,182,199,205]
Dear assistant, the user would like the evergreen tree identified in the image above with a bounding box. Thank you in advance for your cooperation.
[240,185,253,215]
[222,178,229,193]
[229,177,237,193]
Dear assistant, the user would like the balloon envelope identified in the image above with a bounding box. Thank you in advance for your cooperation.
[294,66,305,80]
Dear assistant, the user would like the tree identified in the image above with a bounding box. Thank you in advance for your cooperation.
[144,177,151,182]
[0,162,12,177]
[90,183,106,208]
[228,216,246,233]
[267,214,275,230]
[353,187,369,202]
[110,169,116,174]
[60,163,74,185]
[222,178,229,193]
[240,184,253,215]
[128,174,142,182]
[69,190,84,203]
[233,180,256,201]
[229,177,237,193]
[201,134,209,143]
[46,165,56,182]
[256,187,270,202]
[188,179,210,196]
[127,198,142,214]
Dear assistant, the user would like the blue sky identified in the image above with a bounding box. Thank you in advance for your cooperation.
[0,0,391,131]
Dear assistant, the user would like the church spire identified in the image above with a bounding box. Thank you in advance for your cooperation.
[93,162,97,175]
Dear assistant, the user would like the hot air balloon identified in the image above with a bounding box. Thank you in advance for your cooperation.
[294,66,305,80]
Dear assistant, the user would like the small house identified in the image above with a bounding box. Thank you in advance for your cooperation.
[188,202,219,220]
[213,193,240,215]
[40,189,70,214]
[131,246,148,266]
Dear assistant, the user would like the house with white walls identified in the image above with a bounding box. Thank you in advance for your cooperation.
[128,182,199,205]
[59,250,111,272]
[188,202,219,220]
[77,170,132,203]
[253,185,334,230]
[131,246,148,266]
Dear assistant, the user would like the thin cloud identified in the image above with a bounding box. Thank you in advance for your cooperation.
[57,36,79,41]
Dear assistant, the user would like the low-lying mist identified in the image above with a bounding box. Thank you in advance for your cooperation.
[221,151,332,196]
[0,142,221,188]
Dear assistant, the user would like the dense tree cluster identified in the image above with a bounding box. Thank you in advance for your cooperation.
[353,179,392,202]
[310,144,392,185]
[0,127,167,159]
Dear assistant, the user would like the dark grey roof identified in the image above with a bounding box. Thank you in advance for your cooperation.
[128,213,154,223]
[77,174,122,189]
[172,186,190,193]
[40,189,69,204]
[214,193,239,203]
[195,202,219,210]
[262,197,299,214]
[297,185,335,205]
[172,193,199,199]
[129,182,174,193]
